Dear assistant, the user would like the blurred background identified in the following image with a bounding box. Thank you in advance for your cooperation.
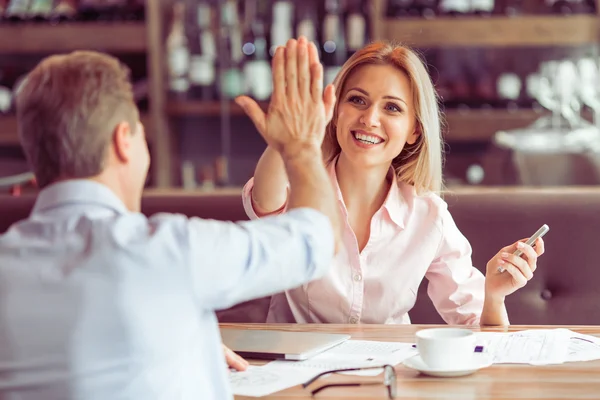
[2,0,600,193]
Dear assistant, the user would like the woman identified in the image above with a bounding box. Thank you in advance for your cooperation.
[236,39,544,325]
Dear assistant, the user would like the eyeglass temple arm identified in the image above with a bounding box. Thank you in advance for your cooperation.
[310,381,383,397]
[302,367,368,388]
[302,365,393,388]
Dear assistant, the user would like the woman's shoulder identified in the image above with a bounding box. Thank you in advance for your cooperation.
[398,181,448,213]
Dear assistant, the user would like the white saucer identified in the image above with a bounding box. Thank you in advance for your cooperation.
[402,353,493,377]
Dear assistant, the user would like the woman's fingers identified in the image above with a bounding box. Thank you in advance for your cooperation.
[500,252,534,280]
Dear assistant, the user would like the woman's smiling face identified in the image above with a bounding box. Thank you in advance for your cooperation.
[335,63,419,168]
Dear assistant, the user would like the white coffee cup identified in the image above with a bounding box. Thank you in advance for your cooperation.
[415,328,476,370]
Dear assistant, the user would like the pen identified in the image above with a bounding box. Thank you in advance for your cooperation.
[411,344,484,353]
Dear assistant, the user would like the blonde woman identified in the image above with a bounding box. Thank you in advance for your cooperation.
[235,38,544,325]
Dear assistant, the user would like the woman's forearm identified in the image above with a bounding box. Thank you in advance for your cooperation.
[251,146,290,213]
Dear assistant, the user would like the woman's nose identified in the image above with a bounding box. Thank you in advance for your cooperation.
[359,106,381,128]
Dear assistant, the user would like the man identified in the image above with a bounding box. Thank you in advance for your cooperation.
[0,37,340,399]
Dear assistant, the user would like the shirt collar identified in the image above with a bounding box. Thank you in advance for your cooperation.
[32,179,129,216]
[327,156,408,229]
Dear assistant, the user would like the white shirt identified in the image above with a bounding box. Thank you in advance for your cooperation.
[0,180,334,400]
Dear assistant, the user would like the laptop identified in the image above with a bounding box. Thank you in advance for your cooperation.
[220,328,350,361]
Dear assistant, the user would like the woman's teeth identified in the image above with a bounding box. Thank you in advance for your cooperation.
[352,131,383,145]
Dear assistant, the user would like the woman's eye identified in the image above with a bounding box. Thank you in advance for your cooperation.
[385,103,401,113]
[348,96,365,105]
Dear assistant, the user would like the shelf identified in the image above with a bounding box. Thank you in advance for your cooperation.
[0,113,152,146]
[167,100,552,142]
[0,22,147,53]
[444,109,546,142]
[380,15,599,47]
[166,100,268,117]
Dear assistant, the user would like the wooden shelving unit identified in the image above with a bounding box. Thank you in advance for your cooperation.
[376,15,599,48]
[0,22,147,53]
[3,0,600,188]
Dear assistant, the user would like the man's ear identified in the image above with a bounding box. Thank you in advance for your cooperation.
[407,125,421,145]
[113,121,133,163]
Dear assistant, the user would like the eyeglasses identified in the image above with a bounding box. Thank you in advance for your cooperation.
[302,364,397,398]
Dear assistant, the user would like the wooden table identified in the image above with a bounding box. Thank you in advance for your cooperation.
[222,323,600,400]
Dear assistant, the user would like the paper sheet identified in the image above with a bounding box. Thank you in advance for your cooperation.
[270,340,417,375]
[229,340,417,397]
[564,329,600,362]
[476,328,600,365]
[229,365,316,398]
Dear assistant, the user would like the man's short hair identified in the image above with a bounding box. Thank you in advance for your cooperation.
[16,51,138,188]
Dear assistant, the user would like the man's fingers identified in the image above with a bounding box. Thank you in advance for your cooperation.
[297,37,310,100]
[285,39,299,98]
[272,46,285,102]
[224,345,249,372]
[310,58,324,102]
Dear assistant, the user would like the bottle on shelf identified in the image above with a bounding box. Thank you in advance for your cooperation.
[188,0,217,101]
[270,0,293,57]
[471,0,495,16]
[214,155,229,187]
[218,0,244,100]
[345,0,368,58]
[49,0,77,22]
[242,0,272,101]
[4,0,31,22]
[496,72,522,111]
[438,0,470,15]
[181,160,197,190]
[199,164,215,191]
[295,1,320,56]
[166,1,191,99]
[28,0,53,21]
[0,69,11,115]
[321,0,347,86]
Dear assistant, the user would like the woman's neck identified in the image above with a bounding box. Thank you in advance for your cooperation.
[335,154,392,215]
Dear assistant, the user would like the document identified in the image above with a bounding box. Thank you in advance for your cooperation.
[476,328,600,365]
[564,329,600,362]
[229,365,316,398]
[270,340,417,375]
[229,340,417,397]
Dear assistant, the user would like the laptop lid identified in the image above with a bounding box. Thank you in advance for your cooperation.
[220,328,350,361]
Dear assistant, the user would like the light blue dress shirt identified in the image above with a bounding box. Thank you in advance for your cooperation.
[0,180,334,400]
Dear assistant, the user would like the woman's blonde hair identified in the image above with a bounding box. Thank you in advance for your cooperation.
[322,41,444,195]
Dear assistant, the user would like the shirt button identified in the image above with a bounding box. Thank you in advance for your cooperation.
[349,317,358,324]
[354,274,362,282]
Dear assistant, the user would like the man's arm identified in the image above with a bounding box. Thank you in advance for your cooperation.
[184,207,334,311]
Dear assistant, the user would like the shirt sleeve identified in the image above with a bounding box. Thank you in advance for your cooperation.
[183,208,334,311]
[425,204,486,325]
[242,177,289,219]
